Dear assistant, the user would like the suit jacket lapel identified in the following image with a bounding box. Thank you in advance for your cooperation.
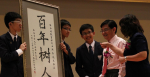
[94,41,98,60]
[17,37,21,49]
[82,43,93,63]
[6,32,15,51]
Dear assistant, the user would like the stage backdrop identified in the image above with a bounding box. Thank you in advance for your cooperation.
[20,0,64,77]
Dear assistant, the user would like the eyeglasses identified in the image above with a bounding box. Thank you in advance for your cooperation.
[100,28,110,33]
[82,31,92,36]
[11,21,22,24]
[62,28,71,31]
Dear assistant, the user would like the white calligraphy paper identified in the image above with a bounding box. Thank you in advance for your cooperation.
[27,8,58,77]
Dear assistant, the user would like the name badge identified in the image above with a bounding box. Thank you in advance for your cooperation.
[98,55,102,61]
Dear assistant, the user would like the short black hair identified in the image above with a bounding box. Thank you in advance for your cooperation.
[79,24,94,35]
[4,12,22,29]
[119,14,144,38]
[100,19,117,34]
[61,19,71,29]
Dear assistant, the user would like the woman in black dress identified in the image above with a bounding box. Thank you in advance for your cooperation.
[100,14,150,77]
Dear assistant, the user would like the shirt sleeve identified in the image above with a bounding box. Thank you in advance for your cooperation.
[118,40,126,77]
[118,63,126,77]
[99,74,104,77]
[16,49,23,56]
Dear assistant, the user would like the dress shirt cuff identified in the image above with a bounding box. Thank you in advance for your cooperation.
[99,74,104,77]
[85,76,89,77]
[16,49,23,56]
[118,74,124,77]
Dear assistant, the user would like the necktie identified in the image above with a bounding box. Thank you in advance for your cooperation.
[14,36,17,50]
[102,47,109,75]
[89,45,94,59]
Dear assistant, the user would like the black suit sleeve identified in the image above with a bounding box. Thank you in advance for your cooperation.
[67,45,76,64]
[0,37,19,63]
[68,52,76,64]
[64,43,76,64]
[75,48,87,77]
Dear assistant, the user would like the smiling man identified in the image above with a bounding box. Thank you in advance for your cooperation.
[0,12,27,77]
[76,24,103,77]
[99,20,126,77]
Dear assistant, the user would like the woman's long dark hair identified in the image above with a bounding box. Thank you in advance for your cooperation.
[119,14,144,38]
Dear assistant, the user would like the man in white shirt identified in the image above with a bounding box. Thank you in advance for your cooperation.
[99,20,126,77]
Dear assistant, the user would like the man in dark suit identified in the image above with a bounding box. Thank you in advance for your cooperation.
[0,12,27,77]
[60,19,75,77]
[76,24,103,77]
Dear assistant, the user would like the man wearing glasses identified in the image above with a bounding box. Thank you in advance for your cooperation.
[0,12,26,77]
[60,19,75,77]
[99,20,126,77]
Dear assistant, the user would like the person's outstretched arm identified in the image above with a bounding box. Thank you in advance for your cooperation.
[100,42,124,57]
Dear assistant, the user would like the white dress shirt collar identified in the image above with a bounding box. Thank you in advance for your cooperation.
[8,31,18,41]
[86,40,95,53]
[109,35,117,43]
[86,40,95,47]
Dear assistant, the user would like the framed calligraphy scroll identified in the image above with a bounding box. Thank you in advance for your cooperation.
[20,0,64,77]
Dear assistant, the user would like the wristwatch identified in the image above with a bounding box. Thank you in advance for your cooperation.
[124,56,127,62]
